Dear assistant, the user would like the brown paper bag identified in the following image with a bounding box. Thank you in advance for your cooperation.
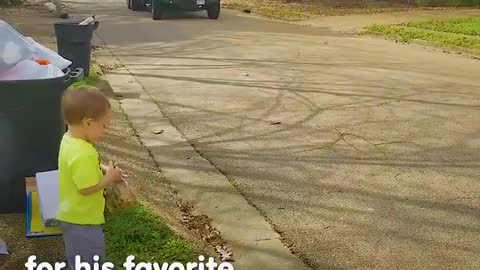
[105,180,136,212]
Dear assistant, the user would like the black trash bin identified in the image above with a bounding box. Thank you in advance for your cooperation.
[54,20,98,77]
[0,68,83,213]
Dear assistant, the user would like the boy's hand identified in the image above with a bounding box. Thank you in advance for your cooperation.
[100,163,108,174]
[105,161,123,184]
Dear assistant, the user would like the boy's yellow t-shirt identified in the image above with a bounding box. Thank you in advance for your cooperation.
[56,133,105,225]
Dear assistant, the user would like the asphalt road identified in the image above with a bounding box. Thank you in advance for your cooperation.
[68,2,480,269]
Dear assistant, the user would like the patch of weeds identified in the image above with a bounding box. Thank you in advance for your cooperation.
[404,17,480,36]
[98,63,124,74]
[70,65,101,88]
[104,204,198,266]
[365,17,480,52]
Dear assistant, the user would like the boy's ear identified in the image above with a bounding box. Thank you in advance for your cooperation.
[82,117,95,127]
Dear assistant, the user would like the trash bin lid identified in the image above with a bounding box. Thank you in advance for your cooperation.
[54,21,97,43]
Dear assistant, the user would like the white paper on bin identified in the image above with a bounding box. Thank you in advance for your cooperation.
[35,170,59,228]
[0,60,65,81]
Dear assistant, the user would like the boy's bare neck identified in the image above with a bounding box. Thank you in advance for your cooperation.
[67,125,88,141]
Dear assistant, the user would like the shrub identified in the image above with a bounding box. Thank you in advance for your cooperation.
[0,0,23,6]
[415,0,433,6]
[415,0,479,5]
[446,0,470,5]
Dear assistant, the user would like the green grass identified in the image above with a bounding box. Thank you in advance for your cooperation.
[105,204,198,267]
[405,17,480,35]
[70,65,101,88]
[366,17,480,52]
[223,0,423,21]
[0,0,23,6]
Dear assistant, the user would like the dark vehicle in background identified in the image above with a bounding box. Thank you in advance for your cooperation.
[127,0,220,20]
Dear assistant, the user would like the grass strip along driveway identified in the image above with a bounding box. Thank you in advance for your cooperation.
[105,205,198,267]
[366,16,480,52]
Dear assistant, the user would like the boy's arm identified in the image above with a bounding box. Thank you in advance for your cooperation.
[100,163,108,174]
[73,157,121,196]
[79,175,114,196]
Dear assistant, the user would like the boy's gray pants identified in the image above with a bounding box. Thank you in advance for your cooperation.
[59,222,105,270]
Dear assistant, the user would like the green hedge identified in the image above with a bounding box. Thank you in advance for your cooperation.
[0,0,24,6]
[414,0,480,6]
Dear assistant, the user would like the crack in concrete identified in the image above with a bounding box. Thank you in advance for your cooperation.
[340,100,402,110]
[298,128,388,156]
[255,237,274,242]
[338,129,387,156]
[374,140,426,150]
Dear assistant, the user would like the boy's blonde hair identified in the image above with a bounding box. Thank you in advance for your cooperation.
[61,86,111,125]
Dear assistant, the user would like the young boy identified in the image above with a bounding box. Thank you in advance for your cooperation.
[56,86,123,270]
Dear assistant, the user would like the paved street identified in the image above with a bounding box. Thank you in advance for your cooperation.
[68,2,480,269]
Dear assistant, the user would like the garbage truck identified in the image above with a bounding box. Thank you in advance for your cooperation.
[127,0,220,20]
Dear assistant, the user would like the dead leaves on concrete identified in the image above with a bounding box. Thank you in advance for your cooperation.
[179,202,234,262]
[215,245,233,262]
[98,63,124,74]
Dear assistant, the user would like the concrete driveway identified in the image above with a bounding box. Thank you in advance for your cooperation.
[69,1,480,269]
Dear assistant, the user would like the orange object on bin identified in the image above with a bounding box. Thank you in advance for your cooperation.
[35,59,51,65]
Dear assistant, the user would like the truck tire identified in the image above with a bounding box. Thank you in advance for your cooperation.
[207,2,220,19]
[132,0,145,11]
[152,3,165,20]
[126,0,131,9]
